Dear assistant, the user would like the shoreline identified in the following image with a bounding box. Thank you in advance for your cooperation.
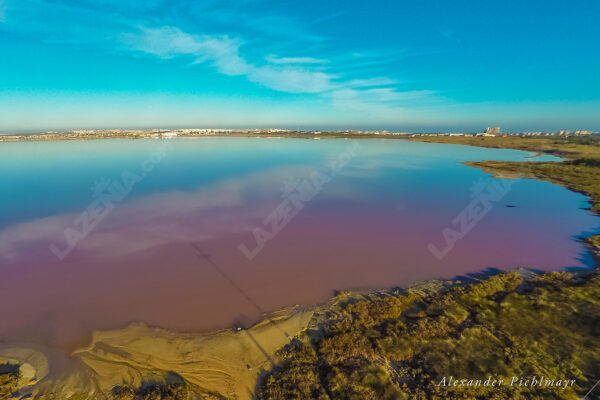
[5,266,597,399]
[0,130,415,142]
[2,130,595,143]
[2,266,585,400]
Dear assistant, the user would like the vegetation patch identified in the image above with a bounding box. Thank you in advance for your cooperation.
[0,363,21,398]
[407,135,600,160]
[111,373,191,400]
[256,270,600,399]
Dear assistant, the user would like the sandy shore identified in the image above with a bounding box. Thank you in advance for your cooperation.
[1,306,314,399]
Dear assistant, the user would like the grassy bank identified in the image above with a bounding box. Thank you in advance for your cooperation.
[405,135,600,160]
[256,269,600,399]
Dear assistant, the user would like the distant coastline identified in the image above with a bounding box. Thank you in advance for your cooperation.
[0,129,407,142]
[0,128,598,142]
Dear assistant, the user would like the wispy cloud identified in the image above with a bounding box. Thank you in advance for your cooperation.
[248,65,333,93]
[3,0,441,121]
[122,24,438,106]
[124,25,336,93]
[344,77,399,88]
[265,55,328,65]
[123,26,248,75]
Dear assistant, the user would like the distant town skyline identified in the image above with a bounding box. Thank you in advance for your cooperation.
[1,0,599,131]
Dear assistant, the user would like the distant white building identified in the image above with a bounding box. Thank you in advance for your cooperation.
[483,127,501,136]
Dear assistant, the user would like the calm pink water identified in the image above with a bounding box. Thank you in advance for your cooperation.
[0,138,598,350]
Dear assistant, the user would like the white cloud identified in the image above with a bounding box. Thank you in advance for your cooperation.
[344,77,398,88]
[123,25,439,108]
[124,25,335,93]
[265,55,328,64]
[124,26,248,75]
[248,66,333,93]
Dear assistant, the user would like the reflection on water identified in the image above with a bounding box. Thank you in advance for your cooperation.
[0,138,598,349]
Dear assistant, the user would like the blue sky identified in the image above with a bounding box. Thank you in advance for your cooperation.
[0,0,599,132]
